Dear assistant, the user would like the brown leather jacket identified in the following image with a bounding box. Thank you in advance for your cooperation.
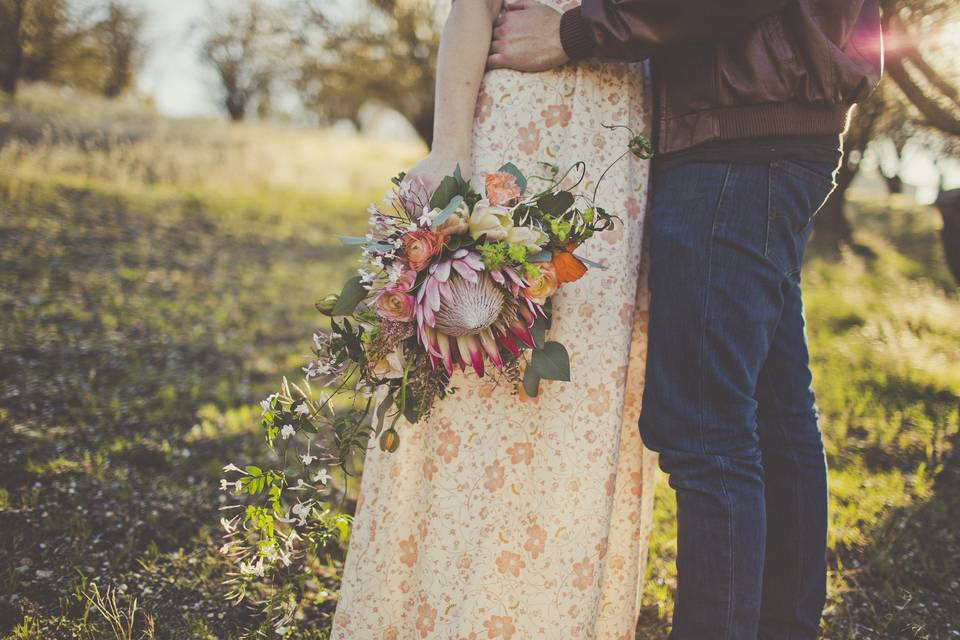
[559,0,883,154]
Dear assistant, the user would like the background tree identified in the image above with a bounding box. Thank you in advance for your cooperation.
[0,0,27,95]
[817,0,960,244]
[0,0,70,96]
[97,1,144,98]
[292,0,440,145]
[200,0,288,121]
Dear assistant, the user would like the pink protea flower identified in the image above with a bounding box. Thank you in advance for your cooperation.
[414,250,537,377]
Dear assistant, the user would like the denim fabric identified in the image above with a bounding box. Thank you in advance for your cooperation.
[639,160,837,639]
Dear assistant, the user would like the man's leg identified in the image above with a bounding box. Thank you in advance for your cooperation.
[756,211,829,638]
[640,160,836,639]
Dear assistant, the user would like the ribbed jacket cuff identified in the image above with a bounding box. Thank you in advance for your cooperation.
[559,7,595,60]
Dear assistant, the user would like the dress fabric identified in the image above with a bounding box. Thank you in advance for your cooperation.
[332,3,656,637]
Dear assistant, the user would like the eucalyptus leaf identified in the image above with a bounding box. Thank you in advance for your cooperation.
[530,341,570,381]
[522,364,541,397]
[527,250,552,263]
[497,162,527,195]
[431,194,464,229]
[572,253,608,270]
[331,276,368,316]
[338,235,369,245]
[531,316,546,350]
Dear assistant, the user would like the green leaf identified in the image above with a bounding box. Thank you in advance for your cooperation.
[530,316,546,350]
[530,341,570,381]
[497,162,527,195]
[331,276,368,316]
[527,250,552,263]
[542,298,553,330]
[522,364,541,397]
[374,392,394,434]
[429,175,460,209]
[431,194,463,229]
[245,465,262,477]
[537,191,574,217]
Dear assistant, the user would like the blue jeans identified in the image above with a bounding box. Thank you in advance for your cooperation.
[639,160,836,639]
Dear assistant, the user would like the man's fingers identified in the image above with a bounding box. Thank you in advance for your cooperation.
[489,38,504,54]
[486,53,507,70]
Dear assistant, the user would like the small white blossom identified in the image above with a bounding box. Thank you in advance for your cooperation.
[300,440,316,466]
[280,424,296,439]
[294,402,310,416]
[219,479,242,492]
[222,463,244,474]
[240,558,265,577]
[259,394,278,415]
[220,517,239,533]
[312,468,332,485]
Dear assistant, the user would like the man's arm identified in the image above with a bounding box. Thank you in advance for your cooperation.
[560,0,787,61]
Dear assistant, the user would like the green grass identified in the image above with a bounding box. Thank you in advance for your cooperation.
[1,85,959,639]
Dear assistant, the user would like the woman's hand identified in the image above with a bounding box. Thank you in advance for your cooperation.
[401,150,472,206]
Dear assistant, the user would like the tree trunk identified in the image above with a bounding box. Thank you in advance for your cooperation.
[935,188,960,285]
[0,0,27,96]
[814,160,855,244]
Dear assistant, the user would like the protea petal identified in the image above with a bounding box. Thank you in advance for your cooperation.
[432,259,452,282]
[509,320,536,349]
[437,332,454,375]
[518,304,535,327]
[453,259,480,283]
[457,334,484,377]
[496,330,522,357]
[478,329,503,369]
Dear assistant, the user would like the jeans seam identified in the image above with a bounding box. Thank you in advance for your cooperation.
[703,164,735,639]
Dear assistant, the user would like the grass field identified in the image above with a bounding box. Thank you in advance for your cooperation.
[1,85,958,639]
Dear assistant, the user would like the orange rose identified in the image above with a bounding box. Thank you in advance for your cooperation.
[485,171,521,206]
[402,229,442,271]
[523,262,559,305]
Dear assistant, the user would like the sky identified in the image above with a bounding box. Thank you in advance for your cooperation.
[135,0,220,118]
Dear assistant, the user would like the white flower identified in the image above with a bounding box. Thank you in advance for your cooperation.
[469,199,513,241]
[312,468,332,485]
[280,424,296,440]
[300,440,316,466]
[220,517,238,533]
[222,463,244,474]
[260,394,278,415]
[294,402,310,416]
[291,501,312,525]
[371,345,405,379]
[419,206,442,226]
[240,559,265,577]
[506,225,548,251]
[219,479,242,492]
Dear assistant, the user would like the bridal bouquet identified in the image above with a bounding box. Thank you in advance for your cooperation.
[310,158,621,452]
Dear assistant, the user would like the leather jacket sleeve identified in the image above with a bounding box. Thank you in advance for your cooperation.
[560,0,788,61]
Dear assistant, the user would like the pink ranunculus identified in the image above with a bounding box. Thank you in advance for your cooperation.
[375,287,415,322]
[402,229,443,272]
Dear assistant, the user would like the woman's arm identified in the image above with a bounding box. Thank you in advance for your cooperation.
[403,0,503,200]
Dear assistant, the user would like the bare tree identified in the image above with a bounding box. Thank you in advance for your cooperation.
[97,1,144,98]
[292,0,440,144]
[200,0,287,121]
[0,0,27,95]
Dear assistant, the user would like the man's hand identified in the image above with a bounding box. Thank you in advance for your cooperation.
[487,0,569,72]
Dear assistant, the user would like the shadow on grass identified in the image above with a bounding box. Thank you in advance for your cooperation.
[824,429,960,639]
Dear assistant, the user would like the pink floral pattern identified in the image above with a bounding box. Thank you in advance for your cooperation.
[332,2,657,637]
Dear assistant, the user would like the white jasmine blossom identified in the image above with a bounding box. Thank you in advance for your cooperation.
[312,468,332,485]
[294,402,310,416]
[280,424,296,439]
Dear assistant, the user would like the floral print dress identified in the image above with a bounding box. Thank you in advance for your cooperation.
[332,2,656,638]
